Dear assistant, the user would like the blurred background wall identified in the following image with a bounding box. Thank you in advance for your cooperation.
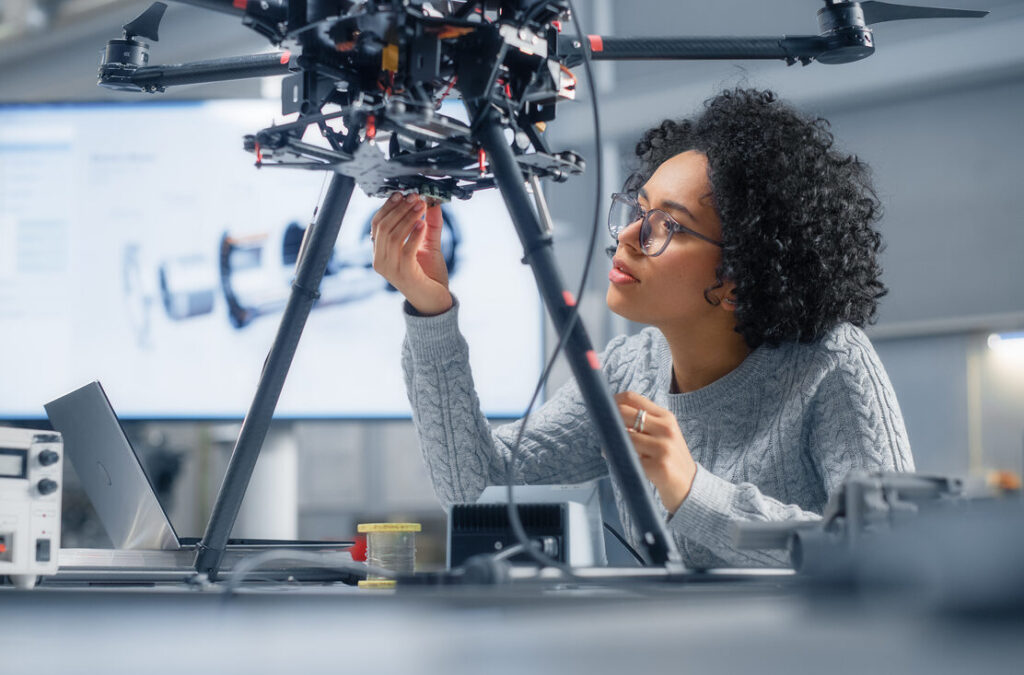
[2,0,1022,565]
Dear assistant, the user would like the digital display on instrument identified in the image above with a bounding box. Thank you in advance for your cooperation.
[0,100,544,419]
[0,449,27,478]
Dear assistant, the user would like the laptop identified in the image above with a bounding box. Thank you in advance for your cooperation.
[45,381,352,553]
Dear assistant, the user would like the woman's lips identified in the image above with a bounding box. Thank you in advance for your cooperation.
[609,263,639,284]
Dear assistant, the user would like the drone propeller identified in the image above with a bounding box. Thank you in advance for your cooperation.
[123,2,167,42]
[813,1,987,62]
[847,1,988,25]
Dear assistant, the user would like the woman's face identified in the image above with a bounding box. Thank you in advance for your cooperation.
[606,150,730,330]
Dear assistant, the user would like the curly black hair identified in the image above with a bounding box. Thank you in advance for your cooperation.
[631,88,886,349]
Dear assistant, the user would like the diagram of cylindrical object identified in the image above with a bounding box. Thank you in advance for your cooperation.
[159,254,217,320]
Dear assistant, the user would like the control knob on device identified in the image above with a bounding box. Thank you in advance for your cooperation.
[37,478,58,496]
[38,450,60,466]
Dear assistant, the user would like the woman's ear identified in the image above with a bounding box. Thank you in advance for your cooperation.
[718,281,739,312]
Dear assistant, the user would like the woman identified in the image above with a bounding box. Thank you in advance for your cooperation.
[370,88,914,568]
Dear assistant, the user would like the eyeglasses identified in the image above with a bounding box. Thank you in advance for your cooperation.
[607,192,723,256]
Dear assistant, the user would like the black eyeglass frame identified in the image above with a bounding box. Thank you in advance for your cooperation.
[607,192,724,256]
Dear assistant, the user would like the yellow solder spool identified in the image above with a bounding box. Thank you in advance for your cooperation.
[357,522,421,589]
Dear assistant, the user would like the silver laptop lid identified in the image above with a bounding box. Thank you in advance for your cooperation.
[45,381,179,551]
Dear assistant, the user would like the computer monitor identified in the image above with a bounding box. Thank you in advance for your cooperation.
[0,100,544,419]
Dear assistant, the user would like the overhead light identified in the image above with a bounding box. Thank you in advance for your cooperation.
[987,331,1024,353]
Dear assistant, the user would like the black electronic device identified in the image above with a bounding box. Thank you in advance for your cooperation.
[448,483,607,569]
[449,503,567,567]
[93,0,989,581]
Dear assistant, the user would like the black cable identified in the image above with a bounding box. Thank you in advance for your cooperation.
[519,1,554,29]
[603,521,646,566]
[453,0,484,20]
[498,0,609,575]
[469,43,511,134]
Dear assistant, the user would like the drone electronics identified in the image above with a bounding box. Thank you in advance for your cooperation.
[96,0,988,581]
[98,0,988,201]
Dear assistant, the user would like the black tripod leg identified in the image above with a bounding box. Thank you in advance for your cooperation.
[194,171,356,579]
[475,113,681,567]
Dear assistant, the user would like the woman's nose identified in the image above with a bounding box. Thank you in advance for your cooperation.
[616,216,644,249]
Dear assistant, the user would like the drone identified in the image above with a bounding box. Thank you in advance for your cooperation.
[99,0,988,201]
[96,0,988,581]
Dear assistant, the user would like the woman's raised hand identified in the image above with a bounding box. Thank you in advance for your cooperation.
[615,391,698,515]
[370,192,453,316]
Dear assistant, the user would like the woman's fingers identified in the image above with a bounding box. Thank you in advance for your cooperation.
[614,392,667,428]
[370,192,406,238]
[372,193,424,242]
[372,194,440,299]
[615,390,660,415]
[613,392,696,514]
[617,402,640,429]
[370,192,403,222]
[379,196,425,245]
[402,218,428,257]
[627,433,661,460]
[422,203,444,250]
[613,392,676,468]
[374,200,425,275]
[368,193,454,316]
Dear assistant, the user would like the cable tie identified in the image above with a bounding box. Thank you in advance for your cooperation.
[291,281,322,301]
[518,236,554,265]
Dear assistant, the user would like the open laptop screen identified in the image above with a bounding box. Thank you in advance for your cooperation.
[46,381,356,554]
[46,381,181,550]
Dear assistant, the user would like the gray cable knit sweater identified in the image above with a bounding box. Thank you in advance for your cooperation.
[402,300,915,568]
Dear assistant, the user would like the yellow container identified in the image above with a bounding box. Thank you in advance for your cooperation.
[357,522,420,589]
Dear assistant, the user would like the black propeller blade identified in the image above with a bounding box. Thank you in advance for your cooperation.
[123,2,168,42]
[858,1,989,25]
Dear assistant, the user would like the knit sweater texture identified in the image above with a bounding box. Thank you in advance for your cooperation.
[401,300,915,568]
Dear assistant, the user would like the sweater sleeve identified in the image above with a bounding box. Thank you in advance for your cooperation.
[667,326,915,568]
[402,299,610,509]
[667,464,819,568]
